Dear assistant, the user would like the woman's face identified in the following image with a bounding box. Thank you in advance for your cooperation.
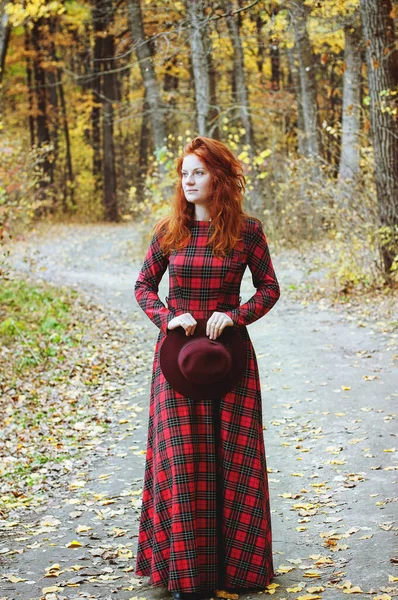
[181,154,212,207]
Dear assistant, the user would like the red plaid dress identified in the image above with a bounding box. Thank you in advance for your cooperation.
[134,216,280,594]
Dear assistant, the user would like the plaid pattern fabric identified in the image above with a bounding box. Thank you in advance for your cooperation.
[134,217,280,594]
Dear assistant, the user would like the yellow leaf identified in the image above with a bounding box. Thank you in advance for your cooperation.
[343,586,363,594]
[307,586,325,593]
[291,472,304,477]
[215,590,239,599]
[330,544,349,551]
[265,583,280,590]
[45,563,61,571]
[297,595,322,600]
[303,570,322,577]
[42,586,61,594]
[293,502,318,510]
[40,516,61,527]
[66,540,83,548]
[388,575,398,582]
[44,563,62,577]
[314,557,334,565]
[6,575,27,583]
[287,585,305,592]
[69,481,86,490]
[118,547,133,559]
[276,565,295,573]
[75,525,92,533]
[383,448,395,452]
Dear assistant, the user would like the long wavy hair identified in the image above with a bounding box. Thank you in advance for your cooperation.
[155,136,251,257]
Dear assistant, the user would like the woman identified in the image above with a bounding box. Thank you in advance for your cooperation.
[134,136,280,600]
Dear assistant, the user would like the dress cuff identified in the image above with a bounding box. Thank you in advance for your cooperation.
[224,309,240,327]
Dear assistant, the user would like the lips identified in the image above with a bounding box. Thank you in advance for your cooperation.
[186,190,197,193]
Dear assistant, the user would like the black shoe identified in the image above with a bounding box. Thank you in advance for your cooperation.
[170,593,184,600]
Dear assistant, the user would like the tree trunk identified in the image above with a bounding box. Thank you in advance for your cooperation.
[31,17,53,205]
[58,66,75,210]
[287,44,306,155]
[91,0,103,195]
[47,17,60,187]
[224,0,263,212]
[24,24,35,147]
[128,0,167,166]
[338,21,362,183]
[289,0,322,158]
[0,0,11,83]
[101,1,118,221]
[270,36,280,91]
[136,88,150,202]
[255,13,264,75]
[185,0,211,136]
[208,49,220,139]
[360,0,398,276]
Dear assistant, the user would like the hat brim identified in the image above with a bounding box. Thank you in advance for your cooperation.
[159,318,247,400]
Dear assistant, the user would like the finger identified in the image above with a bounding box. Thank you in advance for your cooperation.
[185,317,197,335]
[188,316,197,335]
[211,318,221,337]
[206,318,212,337]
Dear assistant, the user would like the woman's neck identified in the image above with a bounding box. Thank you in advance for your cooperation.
[194,207,211,221]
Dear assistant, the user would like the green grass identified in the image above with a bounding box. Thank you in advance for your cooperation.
[0,278,80,375]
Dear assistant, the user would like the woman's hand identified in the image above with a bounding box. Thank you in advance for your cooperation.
[167,313,198,336]
[206,312,234,340]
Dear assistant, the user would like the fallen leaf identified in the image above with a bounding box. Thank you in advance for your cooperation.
[6,575,28,583]
[287,584,305,592]
[215,591,239,599]
[75,525,92,533]
[276,565,295,573]
[39,516,61,527]
[66,540,83,548]
[263,583,280,594]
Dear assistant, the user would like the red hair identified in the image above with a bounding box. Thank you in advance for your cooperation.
[155,136,251,257]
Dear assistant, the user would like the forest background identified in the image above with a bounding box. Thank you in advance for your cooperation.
[0,0,397,292]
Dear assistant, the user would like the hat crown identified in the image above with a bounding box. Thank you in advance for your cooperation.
[178,338,232,384]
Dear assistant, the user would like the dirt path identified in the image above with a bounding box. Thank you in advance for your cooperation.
[1,223,397,600]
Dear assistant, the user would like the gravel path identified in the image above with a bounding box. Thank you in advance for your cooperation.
[1,222,397,600]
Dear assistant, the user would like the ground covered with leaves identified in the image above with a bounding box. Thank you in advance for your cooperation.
[0,275,148,520]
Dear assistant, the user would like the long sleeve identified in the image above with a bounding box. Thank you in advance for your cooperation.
[134,229,178,334]
[224,219,280,328]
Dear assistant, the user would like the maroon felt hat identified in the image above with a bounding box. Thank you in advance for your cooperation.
[159,318,247,400]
